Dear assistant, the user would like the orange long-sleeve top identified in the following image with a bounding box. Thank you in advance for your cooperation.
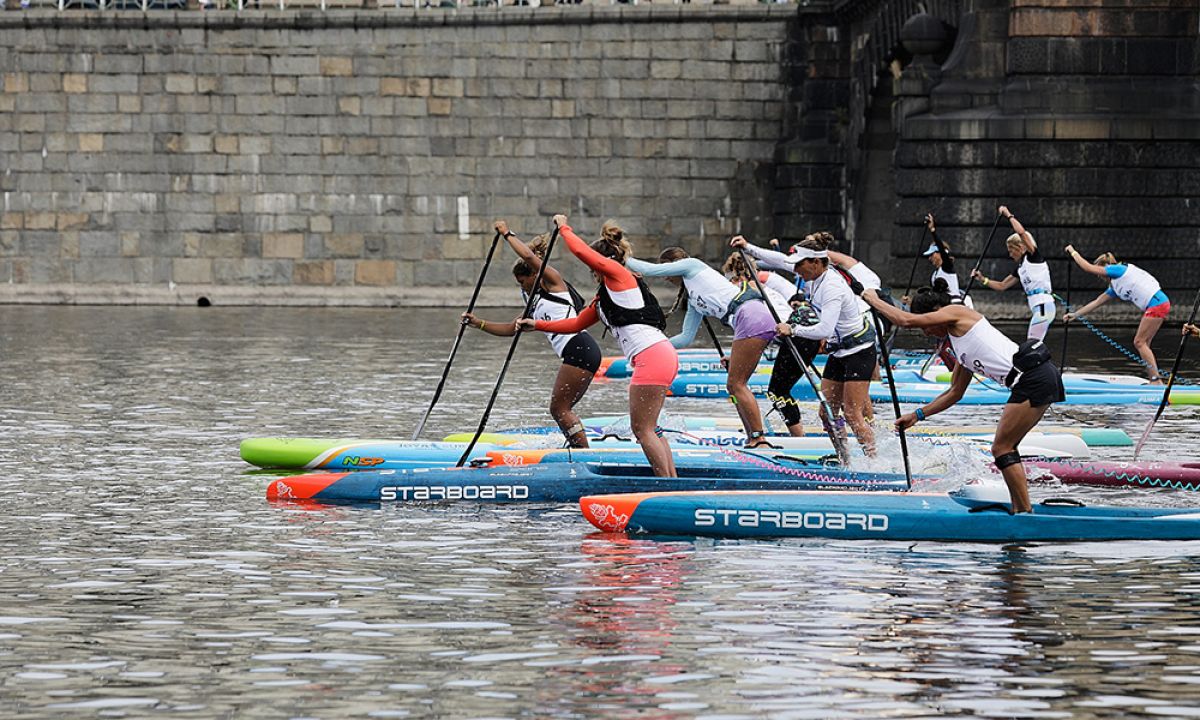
[535,225,637,334]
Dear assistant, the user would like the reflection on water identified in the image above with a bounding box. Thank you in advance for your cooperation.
[1,305,1200,717]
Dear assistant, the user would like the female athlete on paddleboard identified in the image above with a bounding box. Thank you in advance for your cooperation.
[905,213,969,307]
[734,233,879,456]
[1063,246,1170,383]
[626,248,784,448]
[970,206,1055,340]
[463,221,600,448]
[517,215,678,477]
[863,283,1066,514]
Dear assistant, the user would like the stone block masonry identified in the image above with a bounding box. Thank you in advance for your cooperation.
[0,7,796,306]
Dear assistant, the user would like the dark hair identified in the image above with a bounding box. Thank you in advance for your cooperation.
[795,234,830,268]
[910,279,952,314]
[589,221,632,264]
[511,234,551,279]
[658,246,689,316]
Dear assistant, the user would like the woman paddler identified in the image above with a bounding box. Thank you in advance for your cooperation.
[863,284,1065,514]
[462,220,600,448]
[970,206,1055,340]
[1063,246,1170,383]
[626,248,781,448]
[906,213,970,307]
[733,233,878,456]
[517,215,678,477]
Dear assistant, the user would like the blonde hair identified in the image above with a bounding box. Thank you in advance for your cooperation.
[1005,232,1033,251]
[589,221,633,263]
[1094,251,1117,266]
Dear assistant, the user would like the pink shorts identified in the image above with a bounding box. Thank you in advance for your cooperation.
[1145,301,1171,319]
[629,340,679,387]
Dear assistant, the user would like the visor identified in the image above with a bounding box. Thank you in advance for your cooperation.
[921,243,940,257]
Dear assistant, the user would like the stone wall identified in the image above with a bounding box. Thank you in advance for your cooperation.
[0,7,795,305]
[890,0,1200,315]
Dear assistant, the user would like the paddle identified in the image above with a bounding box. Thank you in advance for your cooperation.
[870,308,912,488]
[903,221,929,302]
[701,317,726,363]
[1059,259,1071,369]
[1132,286,1200,460]
[412,230,503,440]
[959,210,1004,302]
[455,226,561,467]
[735,246,852,465]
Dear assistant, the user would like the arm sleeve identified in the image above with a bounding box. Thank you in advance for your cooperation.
[742,243,797,272]
[790,292,843,341]
[625,256,704,279]
[1105,287,1119,299]
[931,230,955,272]
[560,225,636,291]
[668,306,702,349]
[536,302,598,334]
[1105,264,1126,279]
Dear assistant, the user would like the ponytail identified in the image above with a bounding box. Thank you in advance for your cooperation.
[911,281,952,314]
[511,233,552,279]
[658,246,689,317]
[589,220,633,264]
[1094,252,1117,266]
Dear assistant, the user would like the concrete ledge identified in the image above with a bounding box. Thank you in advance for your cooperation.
[0,5,800,30]
[0,283,683,308]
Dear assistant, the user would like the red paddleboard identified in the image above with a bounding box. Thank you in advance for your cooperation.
[1030,460,1200,490]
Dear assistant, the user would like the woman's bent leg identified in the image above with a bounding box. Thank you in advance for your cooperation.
[768,342,805,436]
[550,363,594,448]
[1134,315,1166,381]
[727,337,770,444]
[992,400,1050,513]
[630,384,675,477]
[841,380,875,456]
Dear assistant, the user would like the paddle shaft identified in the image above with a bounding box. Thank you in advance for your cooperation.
[903,224,929,301]
[1133,286,1200,459]
[1059,259,1071,369]
[455,226,561,466]
[701,317,726,359]
[959,211,1004,301]
[735,246,852,465]
[871,308,912,488]
[412,231,503,440]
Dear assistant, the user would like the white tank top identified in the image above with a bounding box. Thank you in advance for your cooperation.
[527,288,580,358]
[1109,264,1162,310]
[684,265,739,319]
[596,295,667,360]
[1018,256,1053,309]
[932,267,961,297]
[949,316,1019,385]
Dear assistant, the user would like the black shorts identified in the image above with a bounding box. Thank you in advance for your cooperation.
[822,344,877,383]
[1007,361,1065,407]
[561,332,602,373]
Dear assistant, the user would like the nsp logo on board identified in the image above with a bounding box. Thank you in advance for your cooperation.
[695,508,888,531]
[340,456,385,467]
[380,485,530,501]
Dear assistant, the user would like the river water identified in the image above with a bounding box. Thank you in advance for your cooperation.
[3,305,1200,718]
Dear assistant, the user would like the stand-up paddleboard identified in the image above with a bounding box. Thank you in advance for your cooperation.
[667,374,1146,405]
[240,438,501,470]
[1030,460,1200,491]
[601,349,932,378]
[446,430,1081,460]
[553,415,1130,448]
[579,487,1200,542]
[265,460,909,504]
